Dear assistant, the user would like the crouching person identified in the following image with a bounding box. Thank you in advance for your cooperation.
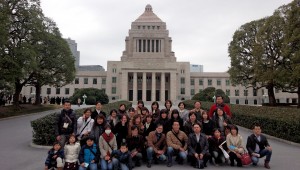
[246,124,272,169]
[188,123,210,169]
[126,125,144,167]
[146,124,167,168]
[45,142,64,170]
[78,136,99,170]
[166,121,188,167]
[111,142,133,170]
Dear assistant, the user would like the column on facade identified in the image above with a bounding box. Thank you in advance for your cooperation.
[142,72,146,101]
[133,72,137,101]
[151,72,156,101]
[170,71,176,101]
[161,72,165,102]
[121,71,128,100]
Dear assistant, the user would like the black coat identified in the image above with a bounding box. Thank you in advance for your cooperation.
[188,133,209,156]
[91,110,106,120]
[143,122,156,138]
[246,134,270,155]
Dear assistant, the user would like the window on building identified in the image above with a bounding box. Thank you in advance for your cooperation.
[236,99,239,104]
[191,89,195,95]
[217,79,221,86]
[235,89,240,96]
[102,88,106,93]
[199,79,203,85]
[262,89,265,95]
[138,26,140,29]
[226,80,230,86]
[93,78,97,84]
[112,68,117,73]
[56,88,60,95]
[254,99,258,105]
[190,79,195,85]
[253,89,257,96]
[129,76,133,82]
[157,26,160,29]
[244,90,248,97]
[148,26,150,29]
[226,89,230,96]
[180,88,185,94]
[165,77,169,83]
[102,78,106,85]
[181,69,185,74]
[65,88,70,95]
[286,98,290,103]
[112,77,117,83]
[180,77,185,84]
[245,99,248,104]
[47,88,51,95]
[84,78,88,84]
[143,40,146,52]
[112,87,116,94]
[75,78,79,84]
[152,26,155,29]
[143,26,145,29]
[208,79,212,86]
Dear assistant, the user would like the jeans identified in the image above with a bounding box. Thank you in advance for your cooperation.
[147,147,166,161]
[78,162,97,170]
[100,158,119,170]
[211,151,225,164]
[251,149,272,164]
[120,163,129,170]
[166,147,187,163]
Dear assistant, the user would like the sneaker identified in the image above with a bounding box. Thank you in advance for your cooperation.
[167,162,172,167]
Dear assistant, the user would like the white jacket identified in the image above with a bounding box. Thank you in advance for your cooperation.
[77,116,94,137]
[64,142,81,163]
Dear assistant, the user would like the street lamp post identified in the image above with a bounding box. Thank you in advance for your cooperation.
[212,95,216,103]
[82,94,87,105]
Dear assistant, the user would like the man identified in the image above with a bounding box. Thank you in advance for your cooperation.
[55,100,77,147]
[209,95,232,118]
[166,121,188,167]
[190,101,205,121]
[246,124,272,169]
[188,123,210,169]
[146,124,167,168]
[91,101,106,119]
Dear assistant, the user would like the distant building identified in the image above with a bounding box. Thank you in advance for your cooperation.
[21,5,298,105]
[65,38,80,67]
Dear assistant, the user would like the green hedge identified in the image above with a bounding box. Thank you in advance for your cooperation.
[184,100,300,143]
[31,101,132,145]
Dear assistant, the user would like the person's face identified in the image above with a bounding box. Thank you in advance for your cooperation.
[69,136,76,144]
[96,103,102,110]
[111,111,117,117]
[146,116,152,123]
[86,139,94,146]
[193,125,201,133]
[217,109,224,116]
[129,111,135,116]
[231,129,237,135]
[138,102,143,108]
[179,103,185,110]
[194,102,201,109]
[152,104,157,110]
[161,113,167,119]
[190,114,196,122]
[166,102,171,108]
[132,128,138,136]
[156,126,163,133]
[135,117,141,124]
[120,105,125,111]
[141,110,147,115]
[216,97,223,104]
[97,118,104,124]
[214,130,221,138]
[53,144,61,151]
[202,113,208,120]
[173,113,179,119]
[85,110,91,118]
[120,146,128,153]
[64,102,71,110]
[121,116,127,123]
[253,126,261,136]
[172,122,180,132]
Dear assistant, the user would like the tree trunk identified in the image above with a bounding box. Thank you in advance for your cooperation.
[266,83,276,106]
[13,82,23,108]
[297,81,300,108]
[35,83,41,105]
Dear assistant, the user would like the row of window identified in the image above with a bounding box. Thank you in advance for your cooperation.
[46,87,117,95]
[136,39,161,53]
[74,77,118,85]
[137,25,160,30]
[185,78,231,86]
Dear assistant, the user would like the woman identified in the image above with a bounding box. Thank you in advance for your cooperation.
[135,100,144,115]
[155,109,170,134]
[114,114,129,148]
[208,128,227,165]
[183,111,202,136]
[167,109,184,131]
[143,115,156,140]
[226,125,243,167]
[117,103,127,120]
[128,114,144,137]
[164,100,173,119]
[212,107,232,137]
[90,114,106,145]
[140,107,149,122]
[77,108,94,146]
[150,101,160,121]
[201,111,215,138]
[126,125,144,167]
[178,102,189,122]
[108,109,119,133]
[127,107,136,120]
[99,125,118,170]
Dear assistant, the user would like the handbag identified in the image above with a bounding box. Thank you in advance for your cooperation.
[240,152,252,165]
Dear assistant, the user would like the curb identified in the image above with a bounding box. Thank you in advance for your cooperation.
[0,109,61,121]
[30,142,52,150]
[238,126,300,148]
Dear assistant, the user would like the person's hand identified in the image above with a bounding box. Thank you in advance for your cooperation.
[56,135,61,141]
[131,151,137,157]
[179,147,185,152]
[81,163,85,167]
[223,122,227,126]
[105,155,110,161]
[91,160,95,163]
[266,146,272,151]
[45,166,48,170]
[199,153,204,159]
[141,125,144,130]
[157,150,164,155]
[82,114,85,119]
[194,153,198,159]
[52,155,57,159]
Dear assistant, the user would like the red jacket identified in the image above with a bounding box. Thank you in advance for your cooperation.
[208,104,232,118]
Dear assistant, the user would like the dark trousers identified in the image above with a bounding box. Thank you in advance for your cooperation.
[229,152,242,166]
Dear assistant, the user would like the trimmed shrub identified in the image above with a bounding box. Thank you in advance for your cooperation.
[31,101,132,145]
[184,100,300,143]
[69,88,109,105]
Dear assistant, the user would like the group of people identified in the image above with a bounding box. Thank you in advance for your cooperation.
[45,96,272,170]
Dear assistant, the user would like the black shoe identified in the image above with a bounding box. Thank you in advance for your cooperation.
[199,164,204,169]
[154,159,159,164]
[147,161,152,168]
[178,160,183,165]
[167,162,172,167]
[135,161,141,167]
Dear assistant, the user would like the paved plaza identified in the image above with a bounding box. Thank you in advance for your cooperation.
[0,103,299,170]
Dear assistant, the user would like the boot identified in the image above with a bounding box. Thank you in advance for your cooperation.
[264,160,271,169]
[135,160,141,167]
[147,160,152,168]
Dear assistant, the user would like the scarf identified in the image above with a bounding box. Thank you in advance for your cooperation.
[102,132,114,142]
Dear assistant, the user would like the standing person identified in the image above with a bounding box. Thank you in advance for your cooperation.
[226,125,243,167]
[126,125,144,167]
[77,98,81,107]
[246,124,272,169]
[178,102,189,122]
[167,109,184,131]
[91,101,106,119]
[150,101,160,121]
[90,115,107,145]
[164,100,173,118]
[64,134,81,170]
[77,108,94,146]
[146,124,167,168]
[212,107,232,137]
[127,107,136,120]
[44,142,64,170]
[114,115,130,148]
[128,114,144,137]
[118,104,127,120]
[108,109,120,133]
[201,111,215,138]
[188,123,211,169]
[143,115,156,140]
[135,100,144,115]
[183,111,202,136]
[208,128,227,166]
[190,101,205,122]
[155,109,169,134]
[55,100,77,147]
[78,137,100,170]
[208,95,232,118]
[166,121,188,167]
[141,107,150,122]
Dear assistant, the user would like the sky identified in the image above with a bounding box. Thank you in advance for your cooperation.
[40,0,293,72]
